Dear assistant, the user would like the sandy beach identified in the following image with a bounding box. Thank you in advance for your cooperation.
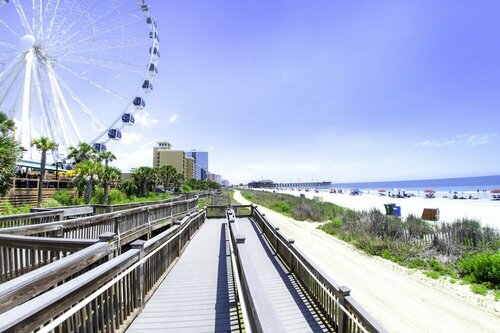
[234,191,500,332]
[275,189,500,229]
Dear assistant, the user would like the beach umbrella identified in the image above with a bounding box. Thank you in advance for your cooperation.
[378,189,386,192]
[490,189,500,193]
[424,189,436,193]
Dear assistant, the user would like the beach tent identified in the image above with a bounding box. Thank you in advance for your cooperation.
[424,189,436,198]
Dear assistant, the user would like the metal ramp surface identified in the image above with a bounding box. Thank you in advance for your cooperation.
[236,217,329,332]
[126,219,238,333]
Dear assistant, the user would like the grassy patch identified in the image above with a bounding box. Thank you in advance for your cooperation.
[425,271,441,279]
[470,284,488,296]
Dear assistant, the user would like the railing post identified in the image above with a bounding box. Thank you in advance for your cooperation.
[287,238,295,272]
[130,240,145,309]
[338,286,351,333]
[99,232,117,259]
[147,208,152,239]
[174,220,182,255]
[55,225,64,238]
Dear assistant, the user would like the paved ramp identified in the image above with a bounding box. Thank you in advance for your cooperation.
[236,217,328,332]
[126,219,238,333]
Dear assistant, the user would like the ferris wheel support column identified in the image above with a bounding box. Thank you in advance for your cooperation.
[46,68,76,148]
[0,55,26,105]
[47,67,82,143]
[17,49,34,156]
[32,60,56,143]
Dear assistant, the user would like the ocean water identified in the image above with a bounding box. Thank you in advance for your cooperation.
[328,175,500,193]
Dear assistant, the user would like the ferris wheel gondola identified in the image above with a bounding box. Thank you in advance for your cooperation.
[0,0,159,158]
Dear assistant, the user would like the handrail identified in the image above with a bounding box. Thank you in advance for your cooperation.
[0,210,64,228]
[226,208,285,333]
[0,234,98,284]
[0,233,114,312]
[226,209,252,333]
[0,209,207,333]
[251,206,387,333]
[0,197,198,238]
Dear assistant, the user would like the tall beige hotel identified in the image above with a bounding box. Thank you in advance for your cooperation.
[153,142,195,180]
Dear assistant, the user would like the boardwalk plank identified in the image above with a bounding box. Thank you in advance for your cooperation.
[126,219,238,333]
[235,217,328,333]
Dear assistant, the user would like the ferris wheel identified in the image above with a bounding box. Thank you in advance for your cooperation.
[0,0,159,162]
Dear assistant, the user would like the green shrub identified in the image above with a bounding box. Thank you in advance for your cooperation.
[182,184,192,193]
[108,189,126,204]
[381,249,397,262]
[405,214,433,238]
[331,218,342,228]
[470,284,488,296]
[90,187,104,204]
[407,258,425,268]
[0,202,31,215]
[52,189,75,206]
[42,198,62,207]
[425,271,441,279]
[458,252,500,287]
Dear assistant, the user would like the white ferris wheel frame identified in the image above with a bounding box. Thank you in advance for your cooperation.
[0,0,160,161]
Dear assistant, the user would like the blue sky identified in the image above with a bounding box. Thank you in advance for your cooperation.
[112,0,500,184]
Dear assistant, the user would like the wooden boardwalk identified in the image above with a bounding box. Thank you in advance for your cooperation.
[126,219,239,333]
[236,217,329,332]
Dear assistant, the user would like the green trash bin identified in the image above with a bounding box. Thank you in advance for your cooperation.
[384,203,396,215]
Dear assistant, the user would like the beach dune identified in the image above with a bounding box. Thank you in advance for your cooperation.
[277,189,500,229]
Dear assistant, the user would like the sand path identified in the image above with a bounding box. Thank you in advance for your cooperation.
[234,191,500,333]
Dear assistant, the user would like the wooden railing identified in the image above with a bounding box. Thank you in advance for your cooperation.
[0,210,64,228]
[249,206,387,333]
[0,198,198,285]
[0,210,206,333]
[0,233,116,311]
[0,199,198,244]
[0,233,98,284]
[226,207,279,333]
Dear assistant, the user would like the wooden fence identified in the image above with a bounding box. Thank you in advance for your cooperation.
[0,210,206,333]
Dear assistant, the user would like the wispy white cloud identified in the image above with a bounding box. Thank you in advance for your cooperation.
[414,132,497,148]
[134,111,159,127]
[465,133,497,146]
[414,139,455,148]
[168,114,178,124]
[120,132,143,145]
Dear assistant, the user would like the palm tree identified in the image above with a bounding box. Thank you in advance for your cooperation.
[99,166,121,204]
[0,112,21,196]
[75,160,102,204]
[172,172,184,193]
[132,166,155,197]
[157,165,178,191]
[98,151,117,204]
[67,142,97,164]
[120,178,138,197]
[31,137,58,207]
